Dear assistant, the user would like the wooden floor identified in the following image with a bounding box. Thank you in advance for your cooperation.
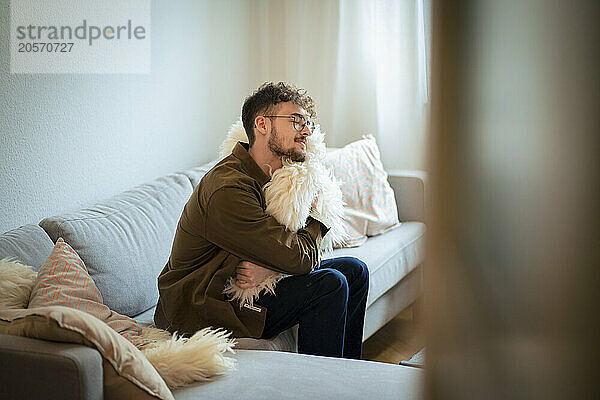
[362,305,424,364]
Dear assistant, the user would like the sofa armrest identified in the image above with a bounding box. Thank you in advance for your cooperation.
[0,333,103,400]
[387,169,428,223]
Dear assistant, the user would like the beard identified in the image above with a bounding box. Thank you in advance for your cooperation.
[267,126,306,162]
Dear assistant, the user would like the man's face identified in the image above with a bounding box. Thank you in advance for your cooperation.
[266,102,312,162]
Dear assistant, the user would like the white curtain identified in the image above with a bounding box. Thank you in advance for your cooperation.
[242,0,430,170]
[368,0,430,170]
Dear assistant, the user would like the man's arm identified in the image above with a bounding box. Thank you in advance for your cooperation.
[204,185,328,276]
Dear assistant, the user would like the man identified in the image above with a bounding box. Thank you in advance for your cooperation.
[154,82,369,359]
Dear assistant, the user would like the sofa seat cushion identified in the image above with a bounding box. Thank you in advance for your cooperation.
[39,174,193,317]
[0,224,54,270]
[326,222,426,307]
[172,349,423,400]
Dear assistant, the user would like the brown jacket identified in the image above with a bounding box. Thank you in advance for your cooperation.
[154,142,328,338]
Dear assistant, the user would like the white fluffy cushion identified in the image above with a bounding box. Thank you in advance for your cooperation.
[324,135,400,247]
[0,258,37,309]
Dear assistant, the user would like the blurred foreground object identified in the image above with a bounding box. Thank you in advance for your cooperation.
[426,0,599,399]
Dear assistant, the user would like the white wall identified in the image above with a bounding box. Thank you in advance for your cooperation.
[0,0,259,233]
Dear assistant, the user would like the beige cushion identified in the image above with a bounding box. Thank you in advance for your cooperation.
[28,237,151,347]
[325,135,400,247]
[0,306,173,400]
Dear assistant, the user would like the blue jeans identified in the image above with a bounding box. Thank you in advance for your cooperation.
[255,257,369,359]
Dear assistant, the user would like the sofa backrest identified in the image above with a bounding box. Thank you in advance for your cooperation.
[39,174,194,317]
[1,158,426,319]
[177,160,218,189]
[0,224,55,270]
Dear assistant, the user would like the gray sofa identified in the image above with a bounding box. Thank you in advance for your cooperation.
[0,160,426,399]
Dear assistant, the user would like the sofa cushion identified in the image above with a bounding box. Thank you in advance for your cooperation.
[324,136,400,247]
[172,349,423,400]
[29,237,151,347]
[326,222,426,307]
[39,174,193,316]
[0,224,54,270]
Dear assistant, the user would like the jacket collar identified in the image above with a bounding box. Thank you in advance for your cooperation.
[232,142,271,187]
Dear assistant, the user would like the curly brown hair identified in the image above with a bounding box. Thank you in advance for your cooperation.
[241,82,315,147]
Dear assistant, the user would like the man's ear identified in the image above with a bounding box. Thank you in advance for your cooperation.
[254,115,269,137]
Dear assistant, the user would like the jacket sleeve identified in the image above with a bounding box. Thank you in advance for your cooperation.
[203,185,328,275]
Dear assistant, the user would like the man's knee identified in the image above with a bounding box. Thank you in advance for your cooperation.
[318,269,349,298]
[342,257,369,285]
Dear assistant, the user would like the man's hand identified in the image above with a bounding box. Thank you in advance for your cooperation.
[235,261,274,289]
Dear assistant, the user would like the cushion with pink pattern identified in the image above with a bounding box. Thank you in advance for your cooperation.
[28,237,150,347]
[324,135,400,247]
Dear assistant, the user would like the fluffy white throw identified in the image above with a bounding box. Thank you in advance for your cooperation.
[220,120,346,308]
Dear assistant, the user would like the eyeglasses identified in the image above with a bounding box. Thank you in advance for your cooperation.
[263,114,315,133]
